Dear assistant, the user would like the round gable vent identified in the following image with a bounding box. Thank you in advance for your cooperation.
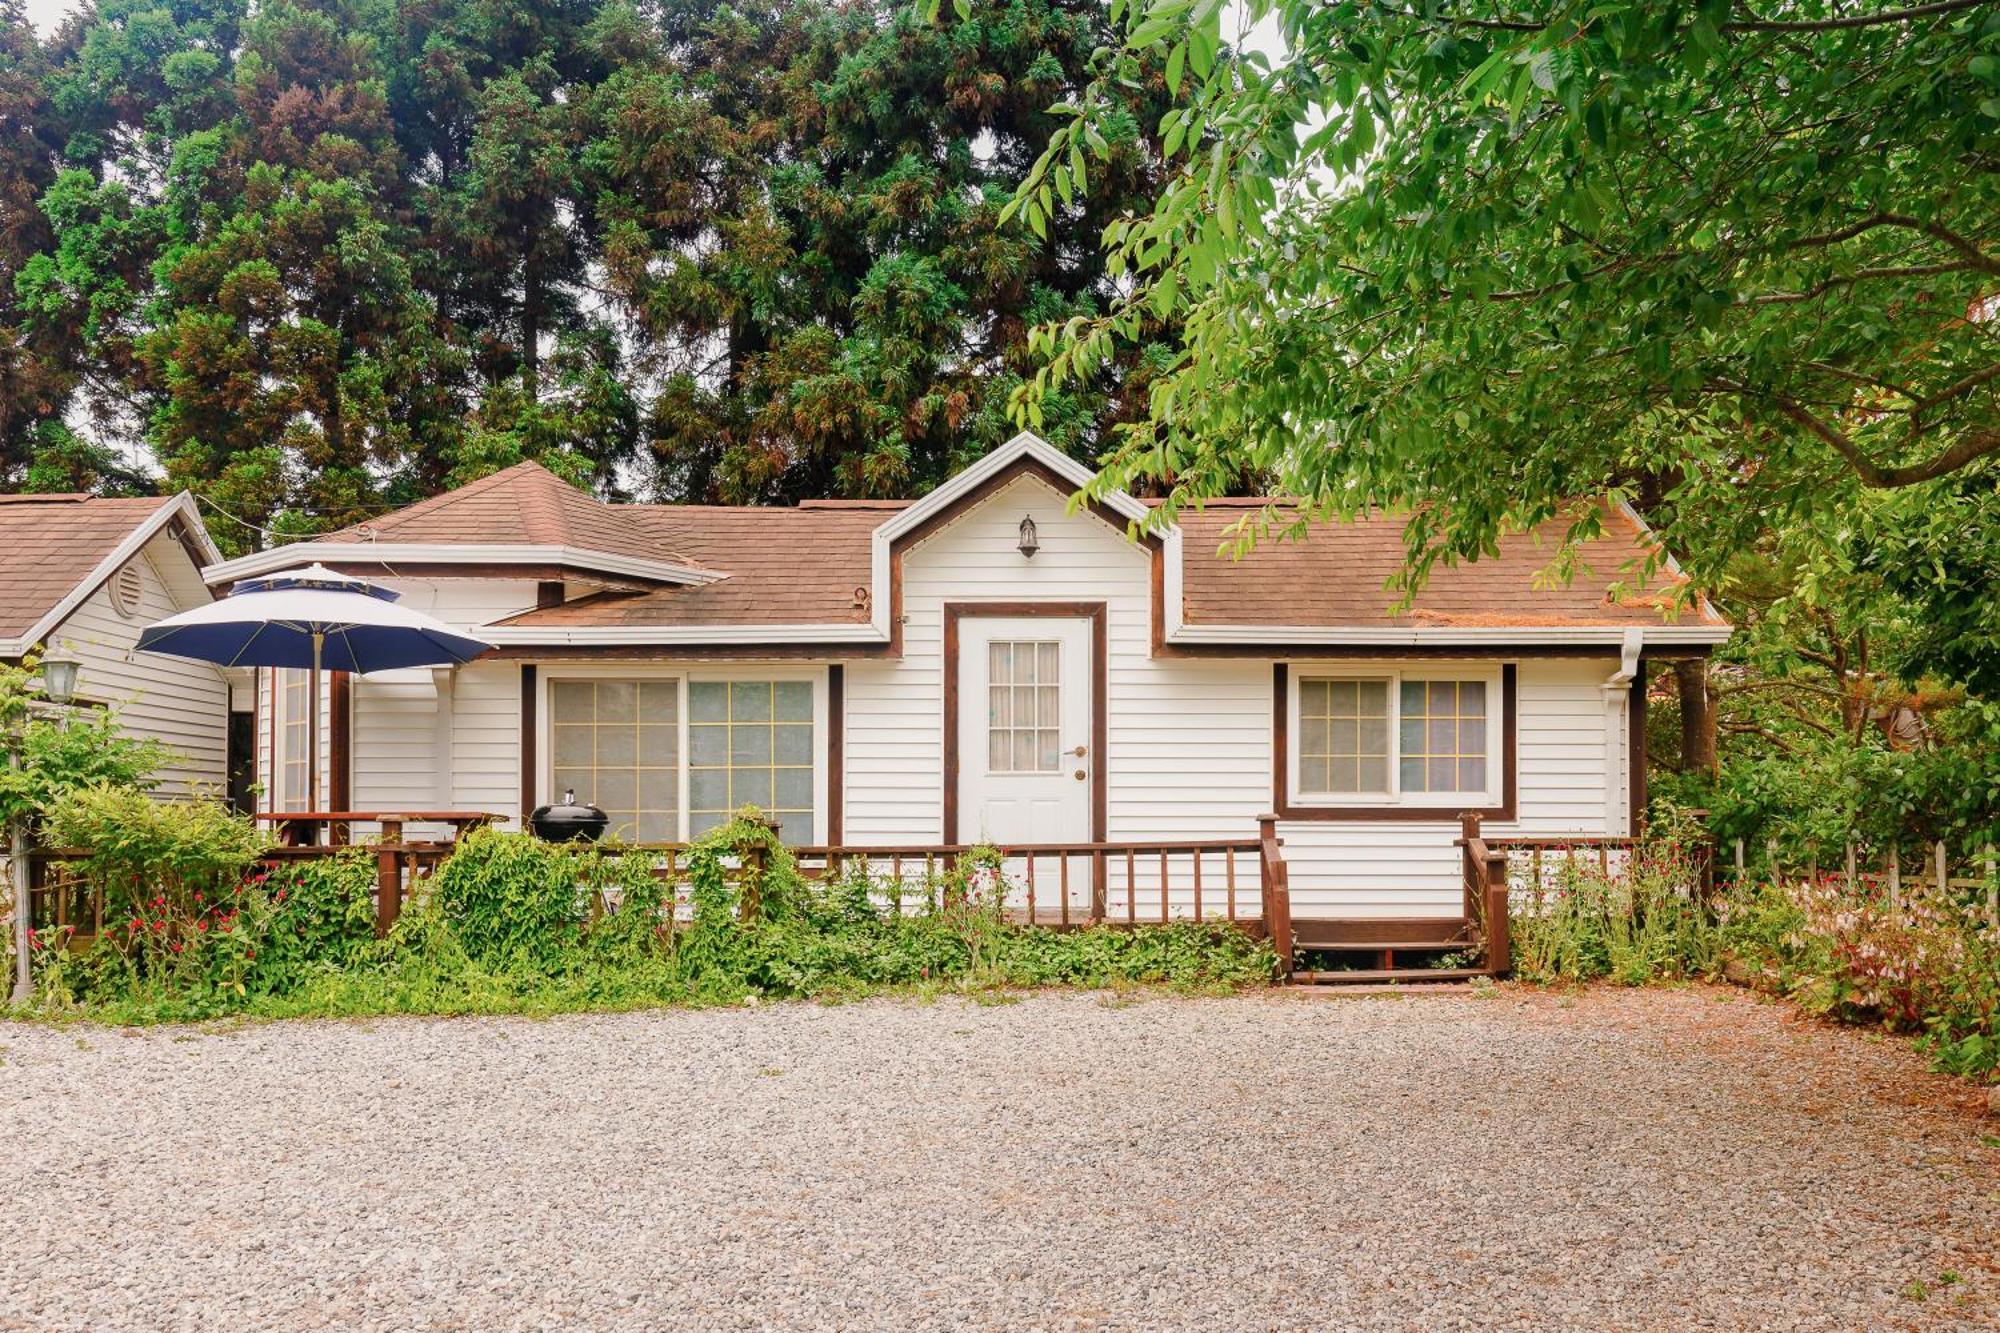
[110,562,145,619]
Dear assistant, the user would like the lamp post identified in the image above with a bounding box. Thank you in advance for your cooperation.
[10,647,80,1005]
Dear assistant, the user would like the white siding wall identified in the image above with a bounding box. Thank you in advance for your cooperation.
[54,539,228,797]
[351,580,537,834]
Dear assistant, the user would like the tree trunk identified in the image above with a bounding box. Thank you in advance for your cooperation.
[1675,657,1717,775]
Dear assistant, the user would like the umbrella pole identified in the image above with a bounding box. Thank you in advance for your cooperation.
[307,632,323,846]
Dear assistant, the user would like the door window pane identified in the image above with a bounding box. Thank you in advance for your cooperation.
[548,678,680,842]
[1398,678,1490,793]
[1296,677,1390,793]
[987,640,1061,773]
[686,679,815,842]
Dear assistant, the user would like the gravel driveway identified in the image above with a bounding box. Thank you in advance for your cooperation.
[2,985,1995,1332]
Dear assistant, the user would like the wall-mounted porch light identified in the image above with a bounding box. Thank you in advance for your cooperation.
[1017,514,1039,559]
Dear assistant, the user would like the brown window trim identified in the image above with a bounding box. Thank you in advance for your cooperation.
[1272,661,1517,822]
[941,602,1107,846]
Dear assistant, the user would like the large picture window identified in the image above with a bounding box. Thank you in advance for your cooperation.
[1288,666,1502,807]
[543,674,821,844]
[689,680,815,841]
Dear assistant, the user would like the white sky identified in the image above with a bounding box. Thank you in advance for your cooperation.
[22,0,77,35]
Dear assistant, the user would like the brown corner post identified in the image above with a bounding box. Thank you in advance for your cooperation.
[376,817,403,936]
[1257,814,1293,980]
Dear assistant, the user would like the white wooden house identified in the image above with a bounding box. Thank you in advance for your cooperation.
[0,492,238,799]
[200,434,1729,951]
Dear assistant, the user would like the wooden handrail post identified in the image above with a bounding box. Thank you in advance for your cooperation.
[1459,812,1482,921]
[375,818,403,936]
[740,816,775,921]
[1258,814,1293,981]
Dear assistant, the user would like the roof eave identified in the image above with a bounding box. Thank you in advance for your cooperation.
[202,542,722,589]
[479,623,889,646]
[1165,623,1734,647]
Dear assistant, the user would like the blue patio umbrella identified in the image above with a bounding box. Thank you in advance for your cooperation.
[139,563,491,812]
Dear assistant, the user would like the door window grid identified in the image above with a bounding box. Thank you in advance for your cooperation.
[1295,677,1391,794]
[1398,679,1488,793]
[550,679,680,843]
[987,641,1061,773]
[688,680,814,842]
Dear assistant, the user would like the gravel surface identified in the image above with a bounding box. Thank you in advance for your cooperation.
[2,985,1995,1331]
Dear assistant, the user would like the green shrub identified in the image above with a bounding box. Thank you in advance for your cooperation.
[1510,805,1718,985]
[246,853,379,993]
[431,829,591,972]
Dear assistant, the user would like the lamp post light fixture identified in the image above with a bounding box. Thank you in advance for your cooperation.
[37,645,80,706]
[1016,514,1039,559]
[11,646,83,1004]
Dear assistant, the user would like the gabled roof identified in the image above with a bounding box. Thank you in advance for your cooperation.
[191,433,1732,650]
[496,505,890,632]
[202,461,719,587]
[0,493,218,655]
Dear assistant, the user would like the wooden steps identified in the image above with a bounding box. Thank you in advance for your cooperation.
[1285,915,1492,985]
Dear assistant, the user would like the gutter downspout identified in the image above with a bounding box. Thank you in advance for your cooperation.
[1602,630,1644,837]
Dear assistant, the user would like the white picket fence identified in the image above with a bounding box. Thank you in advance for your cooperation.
[1722,835,1999,926]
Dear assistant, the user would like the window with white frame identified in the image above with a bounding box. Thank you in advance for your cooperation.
[276,669,309,809]
[1289,667,1501,805]
[550,679,680,843]
[688,680,815,841]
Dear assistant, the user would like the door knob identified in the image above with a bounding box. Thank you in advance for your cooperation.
[1070,745,1087,757]
[1073,769,1086,781]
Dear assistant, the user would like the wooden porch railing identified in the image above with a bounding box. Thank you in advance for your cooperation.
[1258,814,1293,979]
[611,829,1283,934]
[30,831,471,942]
[30,817,1294,960]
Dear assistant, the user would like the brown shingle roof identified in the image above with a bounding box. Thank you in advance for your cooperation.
[0,495,179,642]
[322,461,705,571]
[338,463,1720,634]
[500,506,888,628]
[1176,500,1726,629]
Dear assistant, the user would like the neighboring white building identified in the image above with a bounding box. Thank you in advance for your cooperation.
[202,433,1730,944]
[0,492,235,799]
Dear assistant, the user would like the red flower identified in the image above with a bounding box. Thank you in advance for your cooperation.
[196,919,208,932]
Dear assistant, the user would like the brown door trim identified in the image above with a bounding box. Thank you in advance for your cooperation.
[941,602,1107,846]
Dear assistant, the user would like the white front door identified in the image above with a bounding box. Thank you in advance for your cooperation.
[957,616,1092,845]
